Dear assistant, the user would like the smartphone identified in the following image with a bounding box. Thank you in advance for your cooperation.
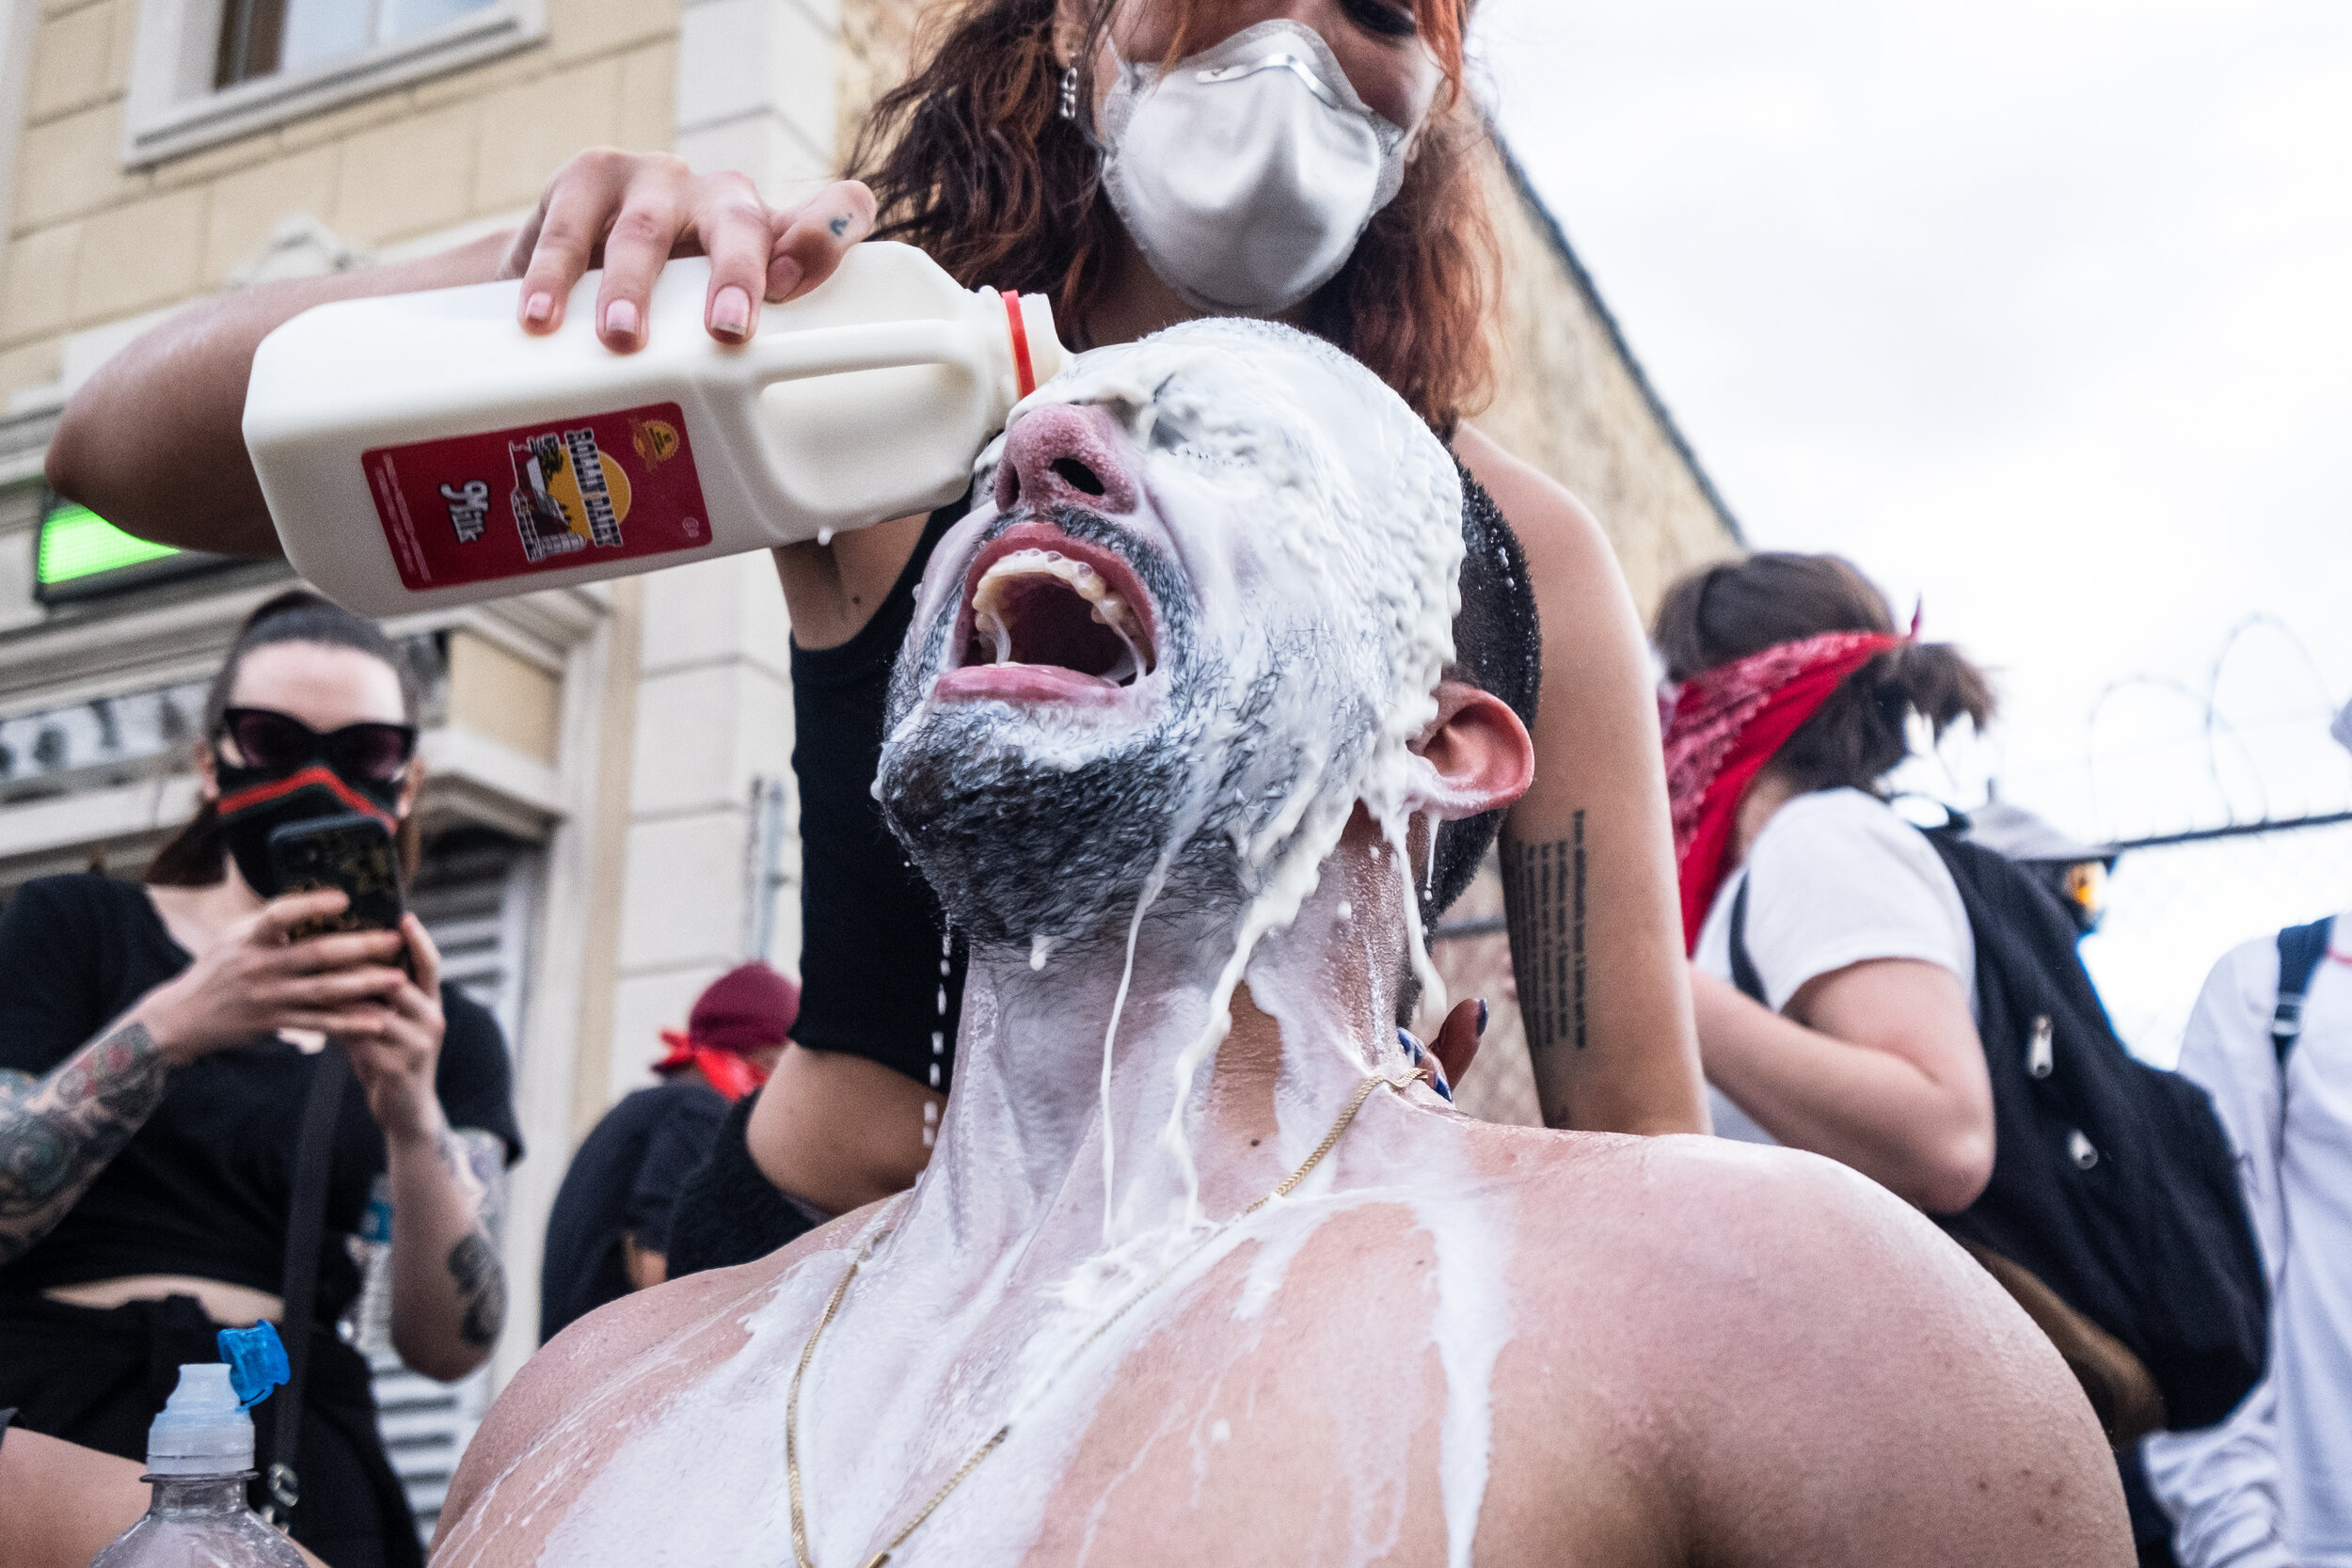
[266,813,411,972]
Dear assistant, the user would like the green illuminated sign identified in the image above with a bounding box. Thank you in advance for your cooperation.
[37,502,181,587]
[33,497,228,603]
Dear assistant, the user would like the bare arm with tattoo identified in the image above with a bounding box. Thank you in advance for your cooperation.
[1456,427,1709,1135]
[0,889,412,1267]
[0,1024,170,1266]
[356,917,510,1381]
[383,1120,509,1380]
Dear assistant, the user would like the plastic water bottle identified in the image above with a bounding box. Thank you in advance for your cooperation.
[89,1362,308,1567]
[244,243,1068,615]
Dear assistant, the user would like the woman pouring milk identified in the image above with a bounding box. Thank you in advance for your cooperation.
[48,0,1709,1262]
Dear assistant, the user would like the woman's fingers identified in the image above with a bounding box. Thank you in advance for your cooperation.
[504,151,857,346]
[278,927,405,975]
[281,1006,397,1040]
[768,181,878,302]
[691,172,778,342]
[400,914,443,998]
[590,182,691,351]
[512,148,637,334]
[252,888,349,943]
[289,962,410,1000]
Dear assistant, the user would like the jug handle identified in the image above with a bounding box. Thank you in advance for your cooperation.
[724,318,987,391]
[706,317,994,534]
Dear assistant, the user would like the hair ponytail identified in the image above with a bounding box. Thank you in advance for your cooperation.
[1653,551,1996,796]
[1879,640,1997,740]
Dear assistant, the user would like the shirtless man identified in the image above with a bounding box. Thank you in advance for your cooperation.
[436,322,2125,1568]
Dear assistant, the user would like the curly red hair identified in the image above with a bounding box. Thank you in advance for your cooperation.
[849,0,1495,436]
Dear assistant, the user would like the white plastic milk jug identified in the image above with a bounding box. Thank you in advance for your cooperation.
[244,244,1067,615]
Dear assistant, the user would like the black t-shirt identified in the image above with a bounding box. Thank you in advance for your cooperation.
[0,875,522,1327]
[790,498,970,1091]
[537,1080,725,1342]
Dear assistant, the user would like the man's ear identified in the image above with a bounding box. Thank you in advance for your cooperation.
[1408,680,1534,821]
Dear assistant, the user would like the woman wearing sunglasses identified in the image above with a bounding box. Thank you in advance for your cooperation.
[0,591,521,1568]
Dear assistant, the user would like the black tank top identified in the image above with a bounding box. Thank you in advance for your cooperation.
[787,499,970,1092]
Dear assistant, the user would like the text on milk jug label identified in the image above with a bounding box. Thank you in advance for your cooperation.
[361,403,709,589]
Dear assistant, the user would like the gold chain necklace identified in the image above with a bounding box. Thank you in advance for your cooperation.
[785,1065,1428,1568]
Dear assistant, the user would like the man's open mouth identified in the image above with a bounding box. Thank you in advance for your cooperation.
[937,521,1161,706]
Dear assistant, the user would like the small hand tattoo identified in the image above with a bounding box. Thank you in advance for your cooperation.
[828,214,850,238]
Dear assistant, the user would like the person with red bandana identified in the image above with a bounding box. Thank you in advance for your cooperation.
[1657,552,2000,1214]
[536,963,796,1343]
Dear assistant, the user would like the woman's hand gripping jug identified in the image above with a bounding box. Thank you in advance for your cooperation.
[243,244,1065,614]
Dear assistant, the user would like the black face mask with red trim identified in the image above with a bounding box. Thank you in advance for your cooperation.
[215,762,403,897]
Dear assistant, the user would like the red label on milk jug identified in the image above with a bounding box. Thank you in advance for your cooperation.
[361,403,710,590]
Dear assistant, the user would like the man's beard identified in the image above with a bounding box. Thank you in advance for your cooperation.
[878,512,1268,952]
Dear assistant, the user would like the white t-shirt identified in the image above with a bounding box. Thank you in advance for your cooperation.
[1692,787,1977,1145]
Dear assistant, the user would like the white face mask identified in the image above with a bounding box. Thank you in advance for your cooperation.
[1098,21,1410,317]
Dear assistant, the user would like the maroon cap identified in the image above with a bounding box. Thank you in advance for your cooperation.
[686,961,800,1054]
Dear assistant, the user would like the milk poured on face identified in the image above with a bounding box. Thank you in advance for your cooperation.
[880,318,1465,1238]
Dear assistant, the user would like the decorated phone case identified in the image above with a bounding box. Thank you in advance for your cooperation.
[266,812,410,973]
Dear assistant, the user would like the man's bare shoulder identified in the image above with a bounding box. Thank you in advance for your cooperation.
[1448,1119,2132,1567]
[433,1208,882,1554]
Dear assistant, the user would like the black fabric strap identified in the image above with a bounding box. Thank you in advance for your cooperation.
[2272,916,2332,1069]
[268,1045,348,1525]
[1727,875,1768,1006]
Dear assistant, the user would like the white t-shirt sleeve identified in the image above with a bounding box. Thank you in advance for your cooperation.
[1693,788,1975,1017]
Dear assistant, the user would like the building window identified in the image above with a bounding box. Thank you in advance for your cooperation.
[123,0,544,166]
[215,0,500,89]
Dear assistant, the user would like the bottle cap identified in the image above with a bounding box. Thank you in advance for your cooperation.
[147,1363,254,1476]
[216,1322,290,1410]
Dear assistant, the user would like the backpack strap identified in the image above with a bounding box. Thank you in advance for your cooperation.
[265,1045,349,1530]
[2273,916,2334,1069]
[1728,874,1769,1006]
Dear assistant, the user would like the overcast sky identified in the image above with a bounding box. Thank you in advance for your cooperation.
[1476,0,2352,829]
[1471,1,2352,1053]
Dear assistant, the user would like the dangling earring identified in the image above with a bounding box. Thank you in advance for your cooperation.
[1059,65,1079,121]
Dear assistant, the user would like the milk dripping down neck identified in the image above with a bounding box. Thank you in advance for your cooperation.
[882,321,1469,1260]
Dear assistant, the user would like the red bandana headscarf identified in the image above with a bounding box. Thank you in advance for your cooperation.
[654,961,800,1101]
[1661,631,1902,953]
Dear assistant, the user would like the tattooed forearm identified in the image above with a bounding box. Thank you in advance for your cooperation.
[1502,816,1590,1053]
[446,1231,507,1348]
[442,1128,509,1348]
[0,1022,171,1262]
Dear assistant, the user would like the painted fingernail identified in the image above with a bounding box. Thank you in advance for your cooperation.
[521,291,554,326]
[603,298,640,341]
[710,284,751,337]
[768,255,803,300]
[1476,999,1489,1037]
